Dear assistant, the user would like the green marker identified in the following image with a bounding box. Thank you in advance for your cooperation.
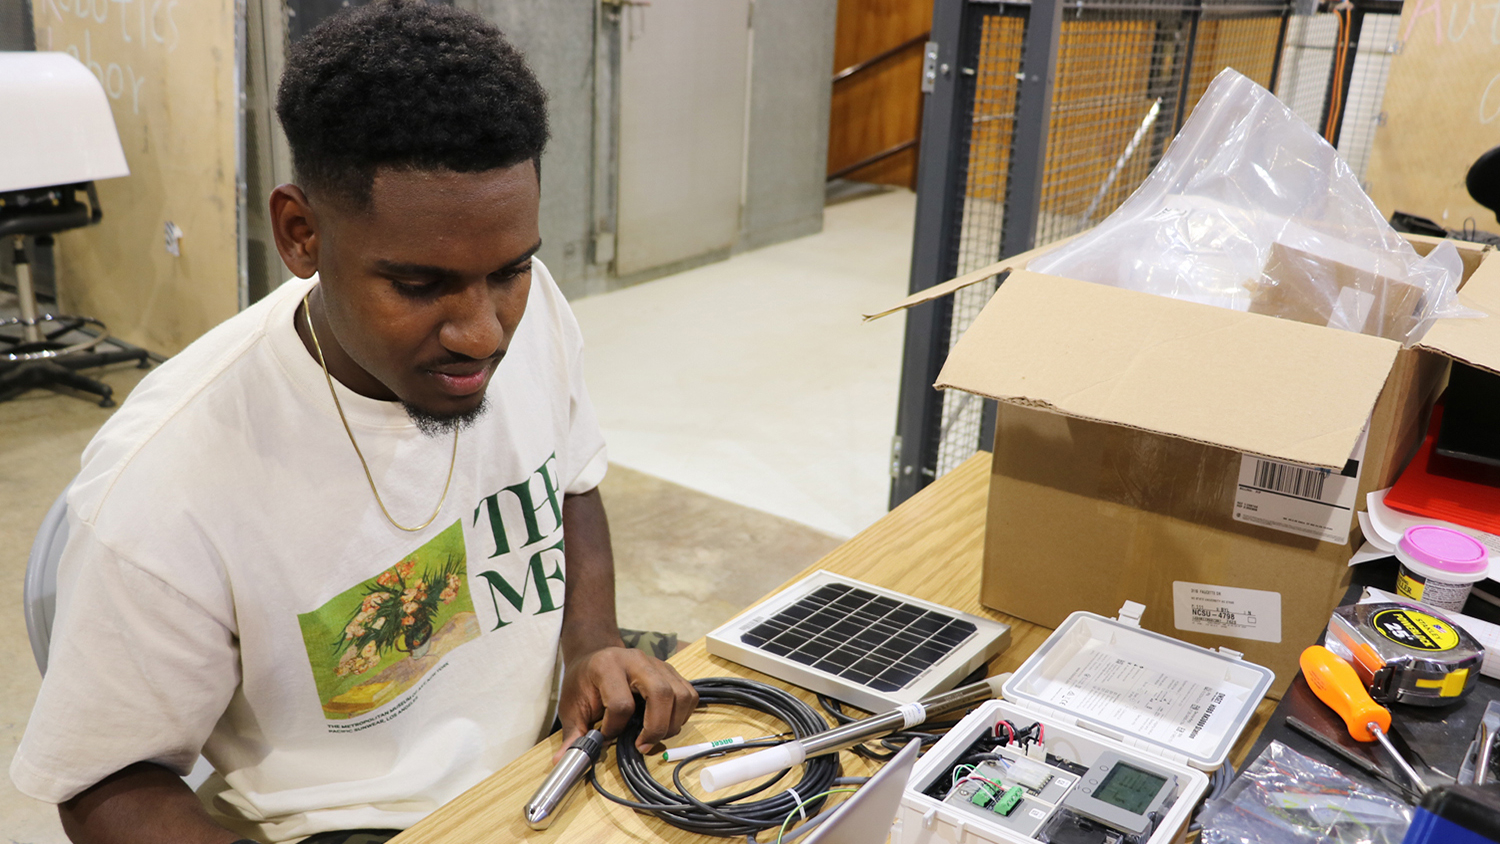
[661,736,746,762]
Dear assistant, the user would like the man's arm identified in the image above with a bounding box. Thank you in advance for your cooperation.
[58,763,240,844]
[554,488,698,759]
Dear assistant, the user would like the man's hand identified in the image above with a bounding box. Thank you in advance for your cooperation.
[555,646,698,762]
[556,488,700,761]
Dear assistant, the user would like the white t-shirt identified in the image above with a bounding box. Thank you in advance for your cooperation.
[10,261,607,841]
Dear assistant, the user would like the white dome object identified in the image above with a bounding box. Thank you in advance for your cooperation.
[0,51,129,194]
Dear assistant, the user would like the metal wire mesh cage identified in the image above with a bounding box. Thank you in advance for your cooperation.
[895,0,1375,503]
[935,13,1026,477]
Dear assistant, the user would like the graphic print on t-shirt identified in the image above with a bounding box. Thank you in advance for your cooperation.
[297,520,479,719]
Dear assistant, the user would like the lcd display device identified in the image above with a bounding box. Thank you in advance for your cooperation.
[1061,752,1178,837]
[1094,763,1168,815]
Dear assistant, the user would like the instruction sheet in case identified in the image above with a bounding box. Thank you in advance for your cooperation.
[1034,650,1234,747]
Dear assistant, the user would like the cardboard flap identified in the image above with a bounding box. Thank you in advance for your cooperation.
[863,236,1079,321]
[936,270,1402,469]
[1415,251,1500,376]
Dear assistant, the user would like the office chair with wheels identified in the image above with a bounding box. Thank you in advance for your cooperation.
[24,481,215,789]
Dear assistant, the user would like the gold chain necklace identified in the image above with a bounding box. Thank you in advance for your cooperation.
[302,291,457,533]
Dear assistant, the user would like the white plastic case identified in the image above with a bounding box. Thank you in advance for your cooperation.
[894,604,1274,844]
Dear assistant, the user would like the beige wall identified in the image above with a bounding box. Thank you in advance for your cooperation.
[32,0,240,356]
[1368,0,1500,228]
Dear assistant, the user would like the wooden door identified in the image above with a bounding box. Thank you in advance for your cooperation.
[827,0,933,188]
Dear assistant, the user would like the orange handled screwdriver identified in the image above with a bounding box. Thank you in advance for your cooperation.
[1300,645,1429,795]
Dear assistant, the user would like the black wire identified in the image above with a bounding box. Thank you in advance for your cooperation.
[590,677,842,838]
[1013,720,1042,748]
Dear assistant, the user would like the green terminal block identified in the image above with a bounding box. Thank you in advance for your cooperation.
[969,783,998,808]
[992,786,1024,817]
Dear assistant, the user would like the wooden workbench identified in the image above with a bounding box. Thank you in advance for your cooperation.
[393,453,1275,843]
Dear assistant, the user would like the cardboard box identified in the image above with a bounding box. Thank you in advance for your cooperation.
[1250,242,1429,342]
[869,235,1500,696]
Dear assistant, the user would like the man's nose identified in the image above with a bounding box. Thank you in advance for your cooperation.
[439,280,505,359]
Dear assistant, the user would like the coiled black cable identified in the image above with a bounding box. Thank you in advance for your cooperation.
[589,677,842,838]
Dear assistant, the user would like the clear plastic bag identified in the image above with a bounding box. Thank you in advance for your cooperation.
[1029,69,1482,346]
[1197,741,1411,844]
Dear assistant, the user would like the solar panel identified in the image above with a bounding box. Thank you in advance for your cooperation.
[706,571,1011,714]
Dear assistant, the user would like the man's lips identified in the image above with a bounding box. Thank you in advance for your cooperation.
[425,357,501,397]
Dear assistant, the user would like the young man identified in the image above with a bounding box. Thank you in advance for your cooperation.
[10,3,696,841]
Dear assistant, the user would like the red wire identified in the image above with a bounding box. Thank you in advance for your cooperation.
[967,775,1005,793]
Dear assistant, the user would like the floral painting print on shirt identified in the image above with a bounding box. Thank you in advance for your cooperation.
[297,520,480,719]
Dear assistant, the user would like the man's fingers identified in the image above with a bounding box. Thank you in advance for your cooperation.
[669,664,700,735]
[552,720,586,764]
[554,663,605,763]
[653,660,698,741]
[595,669,638,740]
[632,673,678,752]
[633,658,699,751]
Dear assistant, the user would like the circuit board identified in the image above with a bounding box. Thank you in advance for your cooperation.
[943,753,1082,837]
[920,726,1179,843]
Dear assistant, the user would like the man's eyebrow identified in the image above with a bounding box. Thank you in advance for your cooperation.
[371,240,543,279]
[371,259,460,279]
[502,240,544,270]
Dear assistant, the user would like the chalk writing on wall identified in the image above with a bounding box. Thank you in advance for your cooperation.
[38,0,179,116]
[1366,0,1500,227]
[1397,0,1500,124]
[31,0,241,356]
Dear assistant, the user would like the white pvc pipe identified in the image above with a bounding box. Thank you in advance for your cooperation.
[699,742,806,793]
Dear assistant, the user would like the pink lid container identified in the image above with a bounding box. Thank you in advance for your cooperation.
[1398,526,1488,575]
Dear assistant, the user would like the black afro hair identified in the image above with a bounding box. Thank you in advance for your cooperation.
[275,0,549,210]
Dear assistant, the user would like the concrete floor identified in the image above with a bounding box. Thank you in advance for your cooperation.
[0,188,913,841]
[573,188,914,540]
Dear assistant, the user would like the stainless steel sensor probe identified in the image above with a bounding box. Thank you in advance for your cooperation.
[699,674,1009,792]
[524,729,604,830]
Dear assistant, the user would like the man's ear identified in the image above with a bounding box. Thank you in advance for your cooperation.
[270,184,321,279]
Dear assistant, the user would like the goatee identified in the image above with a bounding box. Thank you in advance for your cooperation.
[403,396,489,437]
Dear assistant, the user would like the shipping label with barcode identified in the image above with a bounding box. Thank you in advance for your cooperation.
[1233,454,1360,544]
